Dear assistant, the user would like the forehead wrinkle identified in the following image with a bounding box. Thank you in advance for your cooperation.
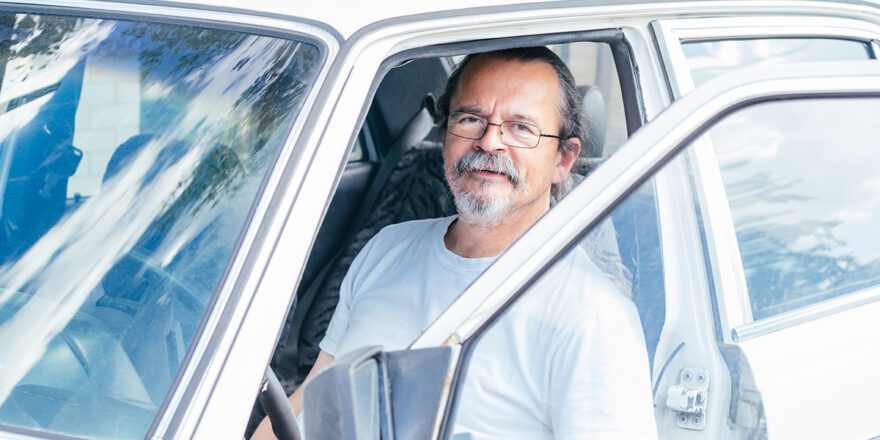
[451,56,561,129]
[452,105,484,115]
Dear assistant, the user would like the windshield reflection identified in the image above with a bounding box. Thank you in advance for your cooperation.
[0,13,319,439]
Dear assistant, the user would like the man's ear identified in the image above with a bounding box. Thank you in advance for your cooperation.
[551,137,581,183]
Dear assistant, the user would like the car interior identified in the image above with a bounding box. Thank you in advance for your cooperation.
[248,33,668,436]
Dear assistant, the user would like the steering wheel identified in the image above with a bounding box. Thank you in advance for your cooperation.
[258,367,303,440]
[99,246,208,314]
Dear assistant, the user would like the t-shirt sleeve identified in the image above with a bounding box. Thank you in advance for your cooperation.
[318,233,380,356]
[548,298,659,440]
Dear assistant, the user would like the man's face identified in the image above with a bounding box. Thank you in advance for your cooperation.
[443,55,577,226]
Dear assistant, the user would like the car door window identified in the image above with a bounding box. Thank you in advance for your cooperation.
[681,38,873,86]
[653,17,880,98]
[551,41,628,156]
[0,11,322,439]
[699,97,880,320]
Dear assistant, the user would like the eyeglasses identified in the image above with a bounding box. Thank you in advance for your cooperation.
[446,111,564,149]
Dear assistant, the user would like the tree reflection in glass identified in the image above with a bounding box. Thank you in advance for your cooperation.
[0,12,321,439]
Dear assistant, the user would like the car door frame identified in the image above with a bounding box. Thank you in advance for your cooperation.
[189,5,665,439]
[143,2,880,439]
[647,14,880,440]
[407,61,880,440]
[206,3,880,439]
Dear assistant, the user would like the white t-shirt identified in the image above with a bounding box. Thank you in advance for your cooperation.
[320,216,657,439]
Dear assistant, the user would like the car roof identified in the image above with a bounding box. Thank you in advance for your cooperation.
[164,0,548,38]
[154,0,880,40]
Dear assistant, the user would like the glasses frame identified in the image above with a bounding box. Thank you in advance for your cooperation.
[446,111,565,149]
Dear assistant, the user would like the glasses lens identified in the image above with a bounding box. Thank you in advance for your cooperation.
[448,112,486,139]
[501,121,541,148]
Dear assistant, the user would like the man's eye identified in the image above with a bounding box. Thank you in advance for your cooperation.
[510,122,537,135]
[458,116,481,124]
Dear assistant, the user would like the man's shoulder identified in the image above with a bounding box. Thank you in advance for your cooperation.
[350,216,454,270]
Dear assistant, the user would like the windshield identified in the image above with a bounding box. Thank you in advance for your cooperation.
[0,12,321,439]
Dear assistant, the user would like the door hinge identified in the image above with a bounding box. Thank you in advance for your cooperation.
[666,367,709,430]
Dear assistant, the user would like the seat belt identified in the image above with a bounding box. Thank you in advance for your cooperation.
[347,94,438,234]
[279,95,438,381]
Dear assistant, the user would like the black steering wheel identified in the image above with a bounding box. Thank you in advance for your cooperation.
[258,367,302,440]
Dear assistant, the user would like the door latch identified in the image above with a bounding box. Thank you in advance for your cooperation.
[666,367,709,430]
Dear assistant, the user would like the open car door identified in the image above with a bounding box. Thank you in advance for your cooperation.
[303,60,880,440]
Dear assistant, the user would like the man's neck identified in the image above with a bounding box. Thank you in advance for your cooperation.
[444,201,549,259]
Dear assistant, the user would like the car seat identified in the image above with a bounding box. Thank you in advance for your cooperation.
[0,60,85,263]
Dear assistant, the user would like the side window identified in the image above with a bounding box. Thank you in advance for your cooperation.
[681,38,874,86]
[0,12,322,439]
[703,97,880,319]
[551,42,628,156]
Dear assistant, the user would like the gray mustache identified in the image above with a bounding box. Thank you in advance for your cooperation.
[454,151,521,186]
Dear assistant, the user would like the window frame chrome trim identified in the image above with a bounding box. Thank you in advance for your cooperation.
[732,285,880,342]
[688,138,754,334]
[652,15,880,99]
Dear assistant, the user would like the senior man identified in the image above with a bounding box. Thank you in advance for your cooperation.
[254,47,657,439]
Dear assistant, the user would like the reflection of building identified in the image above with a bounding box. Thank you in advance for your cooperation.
[70,55,140,198]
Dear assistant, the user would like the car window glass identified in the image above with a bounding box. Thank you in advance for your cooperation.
[449,179,664,438]
[700,97,880,319]
[681,38,873,87]
[350,136,365,162]
[551,42,628,156]
[0,12,321,439]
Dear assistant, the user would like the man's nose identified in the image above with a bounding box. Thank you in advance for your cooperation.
[476,122,508,152]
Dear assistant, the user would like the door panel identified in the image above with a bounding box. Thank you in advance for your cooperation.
[692,95,880,439]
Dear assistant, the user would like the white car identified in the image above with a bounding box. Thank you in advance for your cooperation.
[0,1,877,439]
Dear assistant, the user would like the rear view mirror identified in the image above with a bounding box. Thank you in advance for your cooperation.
[304,345,453,440]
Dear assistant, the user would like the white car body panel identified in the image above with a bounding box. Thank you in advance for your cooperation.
[0,1,877,439]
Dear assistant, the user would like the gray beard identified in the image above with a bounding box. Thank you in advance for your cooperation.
[453,187,511,226]
[448,151,530,226]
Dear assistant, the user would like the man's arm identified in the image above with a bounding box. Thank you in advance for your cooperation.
[250,350,335,440]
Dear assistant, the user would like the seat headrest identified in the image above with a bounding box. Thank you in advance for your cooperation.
[577,85,606,158]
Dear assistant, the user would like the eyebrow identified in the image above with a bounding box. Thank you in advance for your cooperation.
[510,113,538,125]
[452,107,539,125]
[452,105,484,116]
